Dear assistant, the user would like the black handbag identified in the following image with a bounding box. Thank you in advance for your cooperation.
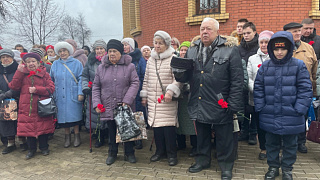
[38,88,57,117]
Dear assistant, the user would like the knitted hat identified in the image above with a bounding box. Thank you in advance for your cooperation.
[121,38,135,49]
[29,48,45,58]
[46,45,54,52]
[141,45,151,52]
[107,39,124,54]
[259,30,274,41]
[178,41,191,50]
[171,56,194,70]
[65,39,77,49]
[92,40,107,51]
[271,37,291,51]
[283,22,303,31]
[54,42,74,55]
[154,30,171,47]
[22,52,42,62]
[0,49,14,58]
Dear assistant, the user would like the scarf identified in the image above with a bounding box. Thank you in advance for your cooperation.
[95,52,107,61]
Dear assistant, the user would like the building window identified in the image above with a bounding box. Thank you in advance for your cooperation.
[197,0,220,15]
[309,0,320,19]
[185,0,229,26]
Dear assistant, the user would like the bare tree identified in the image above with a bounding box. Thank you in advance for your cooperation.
[59,14,78,40]
[12,0,64,45]
[76,14,91,47]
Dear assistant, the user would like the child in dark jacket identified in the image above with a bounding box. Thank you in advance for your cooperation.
[254,31,313,180]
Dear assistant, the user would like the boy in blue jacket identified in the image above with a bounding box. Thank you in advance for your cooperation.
[254,31,312,180]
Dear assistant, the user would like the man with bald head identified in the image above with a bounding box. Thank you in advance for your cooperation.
[177,17,243,179]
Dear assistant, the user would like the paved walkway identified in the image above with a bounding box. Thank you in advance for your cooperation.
[0,128,320,180]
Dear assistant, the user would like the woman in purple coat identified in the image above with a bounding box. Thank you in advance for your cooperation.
[92,39,139,165]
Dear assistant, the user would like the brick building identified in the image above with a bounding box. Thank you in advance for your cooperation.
[122,0,320,48]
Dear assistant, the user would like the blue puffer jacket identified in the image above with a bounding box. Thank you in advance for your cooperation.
[254,31,313,135]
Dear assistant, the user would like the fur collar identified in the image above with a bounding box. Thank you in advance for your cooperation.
[101,54,132,67]
[151,46,175,60]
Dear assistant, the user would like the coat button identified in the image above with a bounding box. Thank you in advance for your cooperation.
[201,71,204,74]
[114,79,116,81]
[114,98,116,100]
[200,84,203,87]
[199,97,201,100]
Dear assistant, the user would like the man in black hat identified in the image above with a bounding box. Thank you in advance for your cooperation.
[284,22,318,153]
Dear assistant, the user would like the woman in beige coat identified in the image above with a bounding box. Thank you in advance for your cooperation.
[141,30,181,166]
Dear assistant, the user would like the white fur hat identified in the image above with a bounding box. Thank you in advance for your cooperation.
[54,42,74,55]
[121,38,135,49]
[141,45,151,52]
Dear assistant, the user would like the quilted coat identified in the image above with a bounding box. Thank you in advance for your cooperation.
[140,47,182,127]
[254,31,313,135]
[9,65,55,137]
[92,54,139,121]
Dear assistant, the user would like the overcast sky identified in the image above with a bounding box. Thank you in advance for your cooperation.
[1,0,123,49]
[55,0,124,46]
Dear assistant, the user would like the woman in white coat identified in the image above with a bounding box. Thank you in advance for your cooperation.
[141,30,181,166]
[247,30,274,160]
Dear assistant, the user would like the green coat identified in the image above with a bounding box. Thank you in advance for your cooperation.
[176,84,196,135]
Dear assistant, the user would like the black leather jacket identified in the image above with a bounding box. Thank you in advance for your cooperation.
[183,36,244,124]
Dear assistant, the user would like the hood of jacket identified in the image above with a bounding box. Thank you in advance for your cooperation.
[73,49,85,58]
[220,35,238,47]
[240,33,259,50]
[267,31,294,64]
[101,54,132,67]
[151,46,175,60]
[87,52,99,65]
[128,48,142,63]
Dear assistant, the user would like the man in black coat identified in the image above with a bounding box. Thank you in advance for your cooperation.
[301,18,320,61]
[179,17,243,179]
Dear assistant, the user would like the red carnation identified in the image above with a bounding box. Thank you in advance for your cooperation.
[40,61,43,63]
[158,98,162,103]
[27,71,36,77]
[160,94,164,100]
[36,69,41,72]
[46,62,51,65]
[88,81,93,85]
[88,81,93,88]
[218,99,228,108]
[100,108,106,113]
[97,104,104,109]
[309,41,315,46]
[258,64,262,68]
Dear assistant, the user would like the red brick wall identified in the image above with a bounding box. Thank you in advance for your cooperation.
[135,0,320,48]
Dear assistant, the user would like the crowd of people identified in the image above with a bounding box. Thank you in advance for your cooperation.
[0,16,319,180]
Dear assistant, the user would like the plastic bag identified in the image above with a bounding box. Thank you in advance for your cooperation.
[114,105,141,141]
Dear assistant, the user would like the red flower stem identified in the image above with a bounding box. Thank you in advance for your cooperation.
[29,77,34,116]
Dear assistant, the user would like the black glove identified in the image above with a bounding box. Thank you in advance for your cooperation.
[0,93,6,101]
[4,90,13,99]
[82,88,92,95]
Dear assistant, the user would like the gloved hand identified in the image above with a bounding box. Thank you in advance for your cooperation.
[82,88,91,95]
[0,93,6,101]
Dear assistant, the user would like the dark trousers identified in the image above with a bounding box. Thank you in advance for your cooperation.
[106,120,134,156]
[242,105,257,136]
[153,126,177,158]
[297,126,306,145]
[195,121,234,171]
[265,132,298,171]
[177,134,197,149]
[27,134,49,151]
[255,111,266,150]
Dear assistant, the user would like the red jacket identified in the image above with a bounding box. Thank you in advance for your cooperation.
[9,66,55,137]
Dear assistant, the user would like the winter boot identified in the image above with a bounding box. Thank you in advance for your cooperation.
[64,134,71,148]
[74,133,81,147]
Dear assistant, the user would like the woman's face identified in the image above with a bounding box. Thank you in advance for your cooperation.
[25,57,40,71]
[142,48,151,60]
[1,55,13,65]
[95,46,106,57]
[259,39,269,54]
[47,49,55,57]
[179,46,188,58]
[83,49,89,56]
[108,49,121,64]
[58,48,70,59]
[123,42,131,54]
[154,38,168,54]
